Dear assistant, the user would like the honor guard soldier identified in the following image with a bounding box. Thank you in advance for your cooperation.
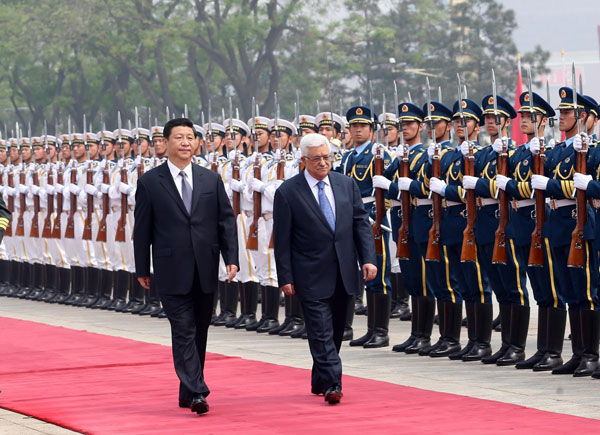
[338,105,393,348]
[151,126,168,164]
[0,139,11,295]
[582,96,598,145]
[315,112,345,160]
[192,125,208,166]
[531,88,600,376]
[297,115,319,136]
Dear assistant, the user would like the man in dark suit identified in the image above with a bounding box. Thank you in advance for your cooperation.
[134,118,238,415]
[273,133,377,405]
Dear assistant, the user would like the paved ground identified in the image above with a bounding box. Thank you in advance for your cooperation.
[1,297,599,433]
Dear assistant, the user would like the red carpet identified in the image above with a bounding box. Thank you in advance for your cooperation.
[0,317,598,434]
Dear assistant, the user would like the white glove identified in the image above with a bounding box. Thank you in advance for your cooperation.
[531,174,550,191]
[84,184,97,196]
[69,183,81,195]
[251,178,265,193]
[228,150,237,161]
[529,137,540,155]
[427,143,440,160]
[294,150,302,159]
[398,177,412,191]
[371,143,382,155]
[273,149,282,162]
[492,138,507,153]
[119,182,132,195]
[230,179,244,192]
[574,173,592,191]
[573,134,583,152]
[135,155,142,166]
[460,141,470,156]
[100,184,110,194]
[46,185,55,196]
[63,185,71,196]
[429,177,446,195]
[546,139,556,149]
[55,183,64,193]
[462,175,478,190]
[272,179,284,189]
[207,152,216,163]
[18,184,28,194]
[31,185,40,196]
[372,175,391,190]
[5,187,15,196]
[496,174,510,191]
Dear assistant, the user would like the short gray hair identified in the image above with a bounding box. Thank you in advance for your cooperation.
[300,133,330,157]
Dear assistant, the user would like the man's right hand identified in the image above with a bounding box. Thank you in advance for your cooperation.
[138,276,151,290]
[281,283,295,296]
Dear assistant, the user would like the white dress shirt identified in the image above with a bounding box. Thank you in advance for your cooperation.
[167,159,194,199]
[304,170,336,219]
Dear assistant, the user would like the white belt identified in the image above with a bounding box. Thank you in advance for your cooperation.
[443,200,462,208]
[414,198,433,206]
[511,199,535,210]
[550,199,576,210]
[477,198,498,207]
[362,196,375,204]
[390,200,402,207]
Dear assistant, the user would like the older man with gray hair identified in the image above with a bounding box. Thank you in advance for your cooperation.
[273,133,377,405]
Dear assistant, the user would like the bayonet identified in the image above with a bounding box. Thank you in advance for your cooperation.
[228,96,234,148]
[572,63,581,134]
[184,103,188,119]
[251,96,258,154]
[394,80,405,149]
[369,81,379,144]
[457,74,466,129]
[407,92,413,103]
[274,92,282,152]
[426,77,436,146]
[438,86,443,104]
[527,66,537,136]
[546,79,555,132]
[492,69,500,129]
[382,93,388,148]
[166,106,170,123]
[67,116,72,149]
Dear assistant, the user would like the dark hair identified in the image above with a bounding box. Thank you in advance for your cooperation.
[164,118,195,139]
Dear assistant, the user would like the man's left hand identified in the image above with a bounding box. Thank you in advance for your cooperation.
[362,263,377,282]
[226,264,238,283]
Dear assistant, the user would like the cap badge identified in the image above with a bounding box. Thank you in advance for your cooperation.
[461,100,467,109]
[561,89,567,98]
[356,108,363,116]
[488,97,494,105]
[402,105,408,112]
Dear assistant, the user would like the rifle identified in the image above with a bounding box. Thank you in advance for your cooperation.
[64,117,76,239]
[115,112,127,243]
[269,96,285,249]
[208,100,218,173]
[96,125,110,242]
[370,82,384,255]
[82,116,93,240]
[29,166,40,238]
[15,168,26,237]
[42,123,53,238]
[527,67,546,267]
[394,82,410,259]
[52,162,64,239]
[491,69,509,264]
[458,75,477,263]
[567,64,586,268]
[229,97,240,216]
[3,168,12,237]
[247,98,261,251]
[425,77,441,261]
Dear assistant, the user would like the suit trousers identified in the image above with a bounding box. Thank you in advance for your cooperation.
[301,269,352,392]
[160,269,214,400]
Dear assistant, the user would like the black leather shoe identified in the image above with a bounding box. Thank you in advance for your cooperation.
[404,337,431,354]
[290,325,307,339]
[462,343,492,362]
[280,320,305,337]
[392,335,416,352]
[190,395,209,414]
[342,327,353,341]
[532,352,563,371]
[552,356,581,375]
[448,341,473,360]
[324,385,342,405]
[516,351,544,369]
[429,339,461,358]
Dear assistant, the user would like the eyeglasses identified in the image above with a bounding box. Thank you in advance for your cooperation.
[304,154,332,163]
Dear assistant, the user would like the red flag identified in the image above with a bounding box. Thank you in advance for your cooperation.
[511,56,528,146]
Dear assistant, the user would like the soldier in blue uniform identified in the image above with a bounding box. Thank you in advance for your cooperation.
[338,105,393,348]
[373,103,436,354]
[429,98,490,360]
[572,95,600,379]
[531,88,599,377]
[493,92,564,370]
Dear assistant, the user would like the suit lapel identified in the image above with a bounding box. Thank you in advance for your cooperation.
[297,172,335,234]
[158,162,189,216]
[329,174,343,236]
[190,164,204,214]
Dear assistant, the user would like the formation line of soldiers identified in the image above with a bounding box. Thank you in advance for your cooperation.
[2,73,600,381]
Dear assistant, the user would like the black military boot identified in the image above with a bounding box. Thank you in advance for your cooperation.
[50,268,71,304]
[5,261,21,297]
[492,313,502,332]
[497,304,530,366]
[105,271,120,310]
[0,259,10,295]
[342,295,354,341]
[429,300,462,357]
[215,281,239,326]
[279,295,304,336]
[364,293,392,348]
[236,281,259,329]
[256,286,280,333]
[81,268,101,307]
[212,281,229,325]
[246,284,266,331]
[449,302,476,360]
[390,273,409,319]
[350,292,374,346]
[573,310,600,377]
[533,307,566,371]
[516,306,547,369]
[39,265,58,302]
[355,289,367,315]
[16,263,34,299]
[392,296,418,352]
[552,310,583,375]
[138,275,161,315]
[73,267,93,306]
[92,269,114,309]
[111,270,130,312]
[63,266,84,305]
[124,274,146,313]
[26,263,45,300]
[405,296,435,354]
[482,303,511,364]
[462,303,493,361]
[419,299,445,356]
[271,295,292,334]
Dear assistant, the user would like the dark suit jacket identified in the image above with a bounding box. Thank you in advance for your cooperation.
[273,170,376,301]
[134,162,238,295]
